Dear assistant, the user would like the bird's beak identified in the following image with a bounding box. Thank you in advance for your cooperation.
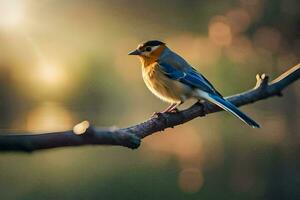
[128,49,141,55]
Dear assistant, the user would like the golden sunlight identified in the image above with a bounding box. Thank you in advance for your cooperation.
[26,102,74,132]
[0,0,26,29]
[23,36,70,91]
[36,62,67,88]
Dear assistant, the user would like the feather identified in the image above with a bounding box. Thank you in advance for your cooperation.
[158,61,220,95]
[197,90,260,128]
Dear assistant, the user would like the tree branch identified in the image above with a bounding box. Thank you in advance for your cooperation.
[0,64,299,152]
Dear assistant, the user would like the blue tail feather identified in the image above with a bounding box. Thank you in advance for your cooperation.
[207,94,260,128]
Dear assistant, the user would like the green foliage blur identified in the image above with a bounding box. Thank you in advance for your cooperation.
[0,0,299,199]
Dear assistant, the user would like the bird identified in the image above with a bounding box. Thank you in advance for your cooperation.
[128,40,260,128]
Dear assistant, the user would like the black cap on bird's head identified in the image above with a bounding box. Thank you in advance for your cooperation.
[128,40,166,56]
[142,40,165,47]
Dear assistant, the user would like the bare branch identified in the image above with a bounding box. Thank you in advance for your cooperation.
[0,64,299,152]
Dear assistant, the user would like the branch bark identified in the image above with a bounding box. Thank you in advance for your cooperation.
[0,64,299,152]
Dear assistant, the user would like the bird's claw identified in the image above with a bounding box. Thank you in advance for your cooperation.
[151,112,163,118]
[151,108,179,118]
[170,108,179,113]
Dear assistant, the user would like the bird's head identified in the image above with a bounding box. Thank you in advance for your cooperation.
[128,40,166,62]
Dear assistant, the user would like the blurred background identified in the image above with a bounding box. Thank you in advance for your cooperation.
[0,0,299,199]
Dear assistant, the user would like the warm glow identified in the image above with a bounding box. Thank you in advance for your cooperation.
[0,0,25,29]
[36,63,67,88]
[26,102,74,132]
[23,36,69,90]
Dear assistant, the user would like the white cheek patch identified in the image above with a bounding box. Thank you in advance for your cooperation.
[151,45,160,51]
[141,45,160,57]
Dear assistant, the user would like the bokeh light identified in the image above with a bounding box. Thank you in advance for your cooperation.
[209,16,232,46]
[178,168,204,193]
[36,62,67,88]
[26,102,73,132]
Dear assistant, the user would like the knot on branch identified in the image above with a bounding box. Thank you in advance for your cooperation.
[113,131,141,149]
[254,73,269,90]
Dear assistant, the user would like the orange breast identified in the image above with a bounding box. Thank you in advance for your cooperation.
[142,63,193,103]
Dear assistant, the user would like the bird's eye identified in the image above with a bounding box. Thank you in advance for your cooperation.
[145,47,152,52]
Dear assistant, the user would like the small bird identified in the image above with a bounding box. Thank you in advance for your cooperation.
[128,40,260,128]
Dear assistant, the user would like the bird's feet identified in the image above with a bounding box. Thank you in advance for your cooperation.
[151,112,163,118]
[151,108,179,118]
[169,108,179,113]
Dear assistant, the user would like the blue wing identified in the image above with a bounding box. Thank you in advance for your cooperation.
[158,61,222,96]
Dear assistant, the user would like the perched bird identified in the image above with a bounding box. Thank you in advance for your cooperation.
[128,40,260,128]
